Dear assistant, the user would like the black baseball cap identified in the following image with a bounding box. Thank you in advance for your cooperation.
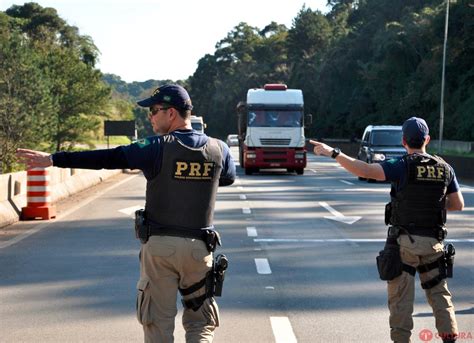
[402,117,429,144]
[137,84,193,110]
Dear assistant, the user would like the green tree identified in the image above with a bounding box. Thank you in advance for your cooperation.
[0,16,54,172]
[4,3,110,153]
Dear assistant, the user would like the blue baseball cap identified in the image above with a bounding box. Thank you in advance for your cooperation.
[402,117,429,144]
[137,84,193,110]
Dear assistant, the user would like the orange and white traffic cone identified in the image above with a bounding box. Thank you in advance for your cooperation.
[21,168,56,220]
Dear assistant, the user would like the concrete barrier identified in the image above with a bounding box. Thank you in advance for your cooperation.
[0,168,123,228]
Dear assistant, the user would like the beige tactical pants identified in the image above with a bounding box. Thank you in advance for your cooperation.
[136,235,219,343]
[387,235,458,343]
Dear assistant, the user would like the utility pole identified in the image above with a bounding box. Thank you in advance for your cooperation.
[438,0,450,153]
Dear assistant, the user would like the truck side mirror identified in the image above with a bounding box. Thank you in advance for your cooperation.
[305,114,313,127]
[204,123,207,129]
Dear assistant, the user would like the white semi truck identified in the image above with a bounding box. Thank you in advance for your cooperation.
[190,115,206,133]
[237,84,311,175]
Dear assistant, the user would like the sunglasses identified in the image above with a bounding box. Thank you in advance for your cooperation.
[149,107,170,116]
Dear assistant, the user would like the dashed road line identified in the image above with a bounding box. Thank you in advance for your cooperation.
[242,207,251,214]
[247,226,258,237]
[118,205,143,217]
[239,194,247,200]
[270,317,297,343]
[340,179,354,185]
[255,258,272,274]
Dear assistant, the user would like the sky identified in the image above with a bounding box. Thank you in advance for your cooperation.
[1,0,329,82]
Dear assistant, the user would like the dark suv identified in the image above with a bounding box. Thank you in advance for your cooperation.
[357,125,406,181]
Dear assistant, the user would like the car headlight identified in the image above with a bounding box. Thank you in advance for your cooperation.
[372,153,386,161]
[246,152,256,159]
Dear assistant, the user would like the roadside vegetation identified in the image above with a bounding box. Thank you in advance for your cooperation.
[1,1,473,172]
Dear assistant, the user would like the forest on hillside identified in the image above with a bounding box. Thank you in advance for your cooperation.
[1,1,473,172]
[186,0,473,140]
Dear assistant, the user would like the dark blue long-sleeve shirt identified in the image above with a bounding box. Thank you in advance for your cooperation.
[53,130,236,186]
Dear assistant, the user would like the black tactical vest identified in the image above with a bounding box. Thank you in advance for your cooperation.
[390,154,451,229]
[145,134,223,229]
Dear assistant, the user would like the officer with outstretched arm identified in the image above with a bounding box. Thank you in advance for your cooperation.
[310,117,464,343]
[17,84,236,343]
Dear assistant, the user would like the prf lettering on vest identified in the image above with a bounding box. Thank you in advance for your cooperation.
[416,165,445,181]
[174,161,215,180]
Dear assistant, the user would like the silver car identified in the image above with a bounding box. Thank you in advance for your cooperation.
[226,134,239,146]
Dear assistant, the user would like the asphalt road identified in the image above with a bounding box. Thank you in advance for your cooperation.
[0,148,472,343]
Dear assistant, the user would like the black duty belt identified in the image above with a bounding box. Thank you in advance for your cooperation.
[149,225,207,240]
[398,226,446,241]
[147,224,221,252]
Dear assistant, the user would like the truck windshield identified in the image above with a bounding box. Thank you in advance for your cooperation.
[371,130,403,146]
[191,122,203,132]
[248,110,302,127]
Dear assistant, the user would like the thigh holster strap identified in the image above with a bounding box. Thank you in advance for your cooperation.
[418,256,446,289]
[179,277,207,296]
[179,272,214,312]
[403,264,416,276]
[181,294,208,312]
[417,259,440,274]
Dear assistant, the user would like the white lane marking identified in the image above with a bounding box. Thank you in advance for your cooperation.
[118,205,143,217]
[340,180,354,185]
[247,227,258,237]
[255,238,385,243]
[237,186,244,191]
[255,258,272,274]
[310,169,317,173]
[239,194,247,200]
[314,187,388,193]
[270,317,297,343]
[265,286,275,290]
[242,207,251,214]
[254,238,474,243]
[319,201,361,225]
[0,174,138,250]
[460,184,474,193]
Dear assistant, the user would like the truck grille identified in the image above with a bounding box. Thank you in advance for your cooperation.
[262,149,289,163]
[260,138,291,146]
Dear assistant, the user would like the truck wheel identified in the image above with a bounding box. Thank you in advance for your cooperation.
[358,176,367,181]
[296,168,304,175]
[245,168,252,175]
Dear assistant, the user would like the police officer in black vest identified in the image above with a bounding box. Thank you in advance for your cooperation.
[17,84,236,343]
[310,117,464,343]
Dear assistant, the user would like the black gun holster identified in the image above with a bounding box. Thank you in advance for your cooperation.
[135,209,149,244]
[179,254,229,311]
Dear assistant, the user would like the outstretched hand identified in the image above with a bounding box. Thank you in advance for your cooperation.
[309,140,334,157]
[16,148,53,169]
